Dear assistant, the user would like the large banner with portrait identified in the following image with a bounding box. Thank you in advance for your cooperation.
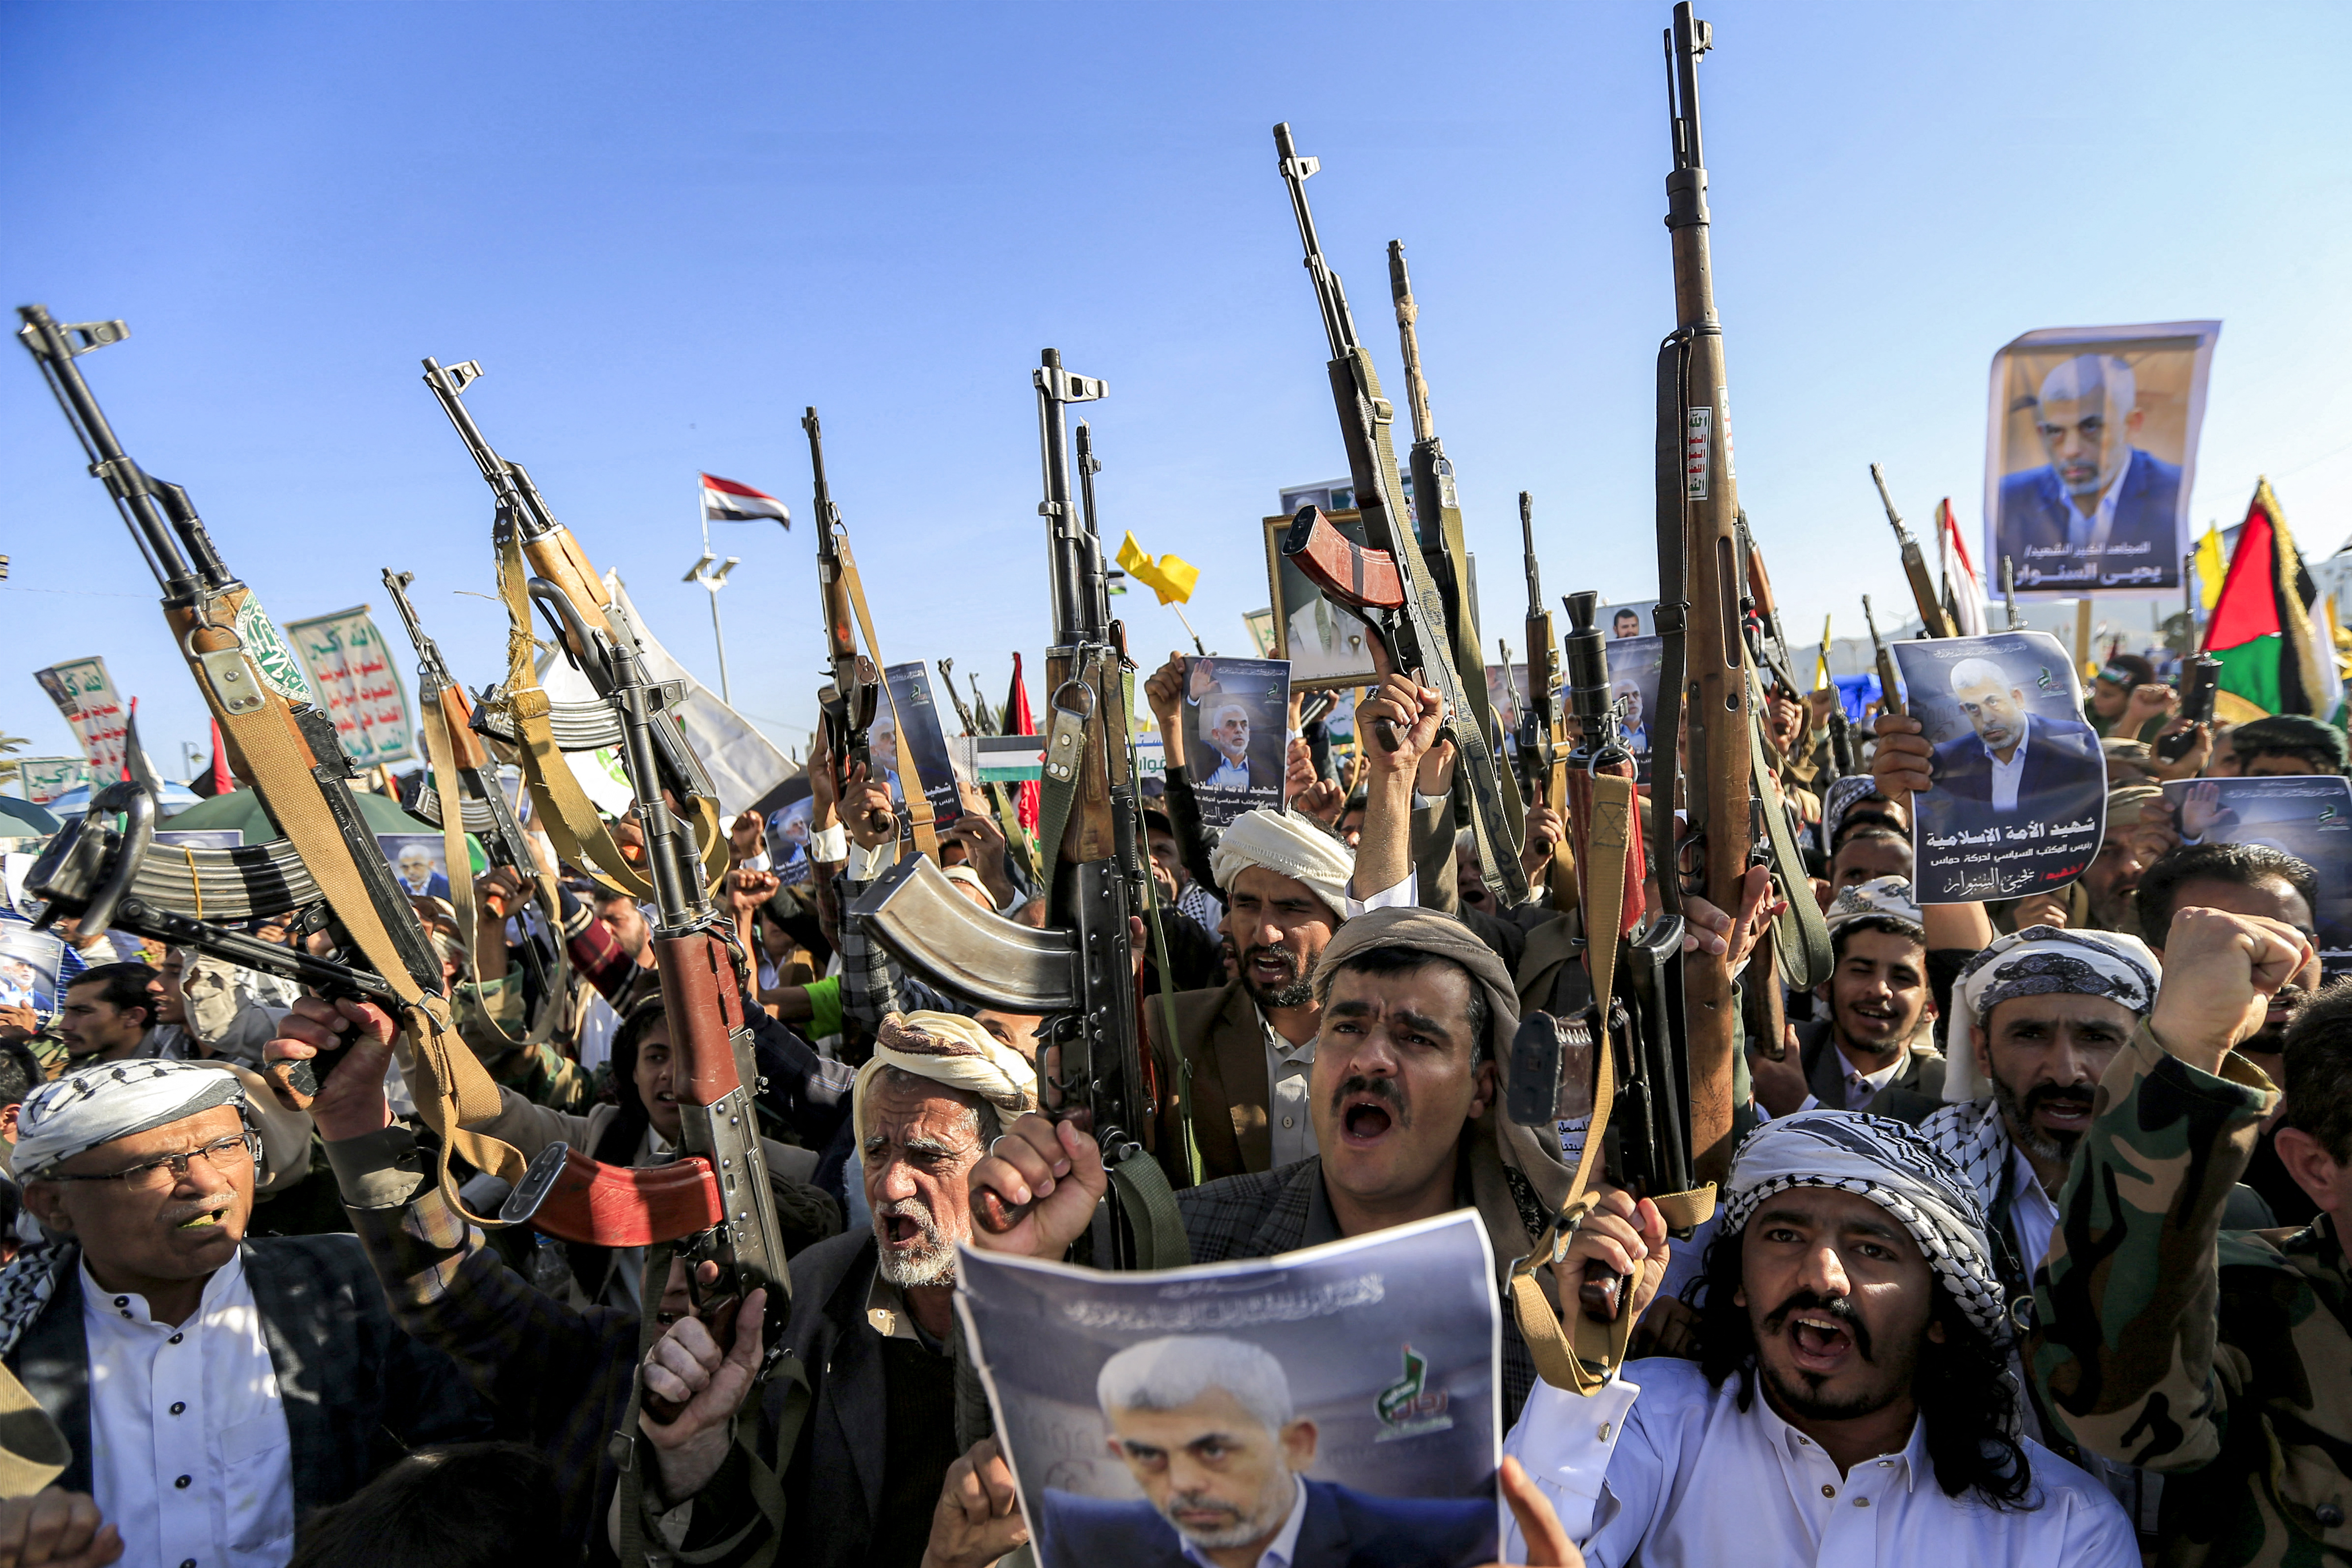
[958,1211,1500,1568]
[1984,321,2221,599]
[1892,631,2107,903]
[2158,774,2352,978]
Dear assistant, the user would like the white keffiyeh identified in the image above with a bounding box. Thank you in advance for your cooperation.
[1945,925,2159,1103]
[853,1010,1038,1140]
[1721,1109,2008,1341]
[1822,875,1923,935]
[13,1058,250,1180]
[1208,808,1354,921]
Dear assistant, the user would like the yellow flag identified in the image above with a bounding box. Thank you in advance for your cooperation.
[1116,532,1200,606]
[2194,524,2226,613]
[1813,615,1832,690]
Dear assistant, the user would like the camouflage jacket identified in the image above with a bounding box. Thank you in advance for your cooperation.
[453,975,588,1114]
[2033,1024,2351,1567]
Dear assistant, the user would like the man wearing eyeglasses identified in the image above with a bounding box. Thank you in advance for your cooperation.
[0,1059,487,1568]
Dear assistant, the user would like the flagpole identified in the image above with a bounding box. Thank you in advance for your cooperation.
[687,477,739,705]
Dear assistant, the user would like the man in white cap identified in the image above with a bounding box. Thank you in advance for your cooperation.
[1145,805,1359,1183]
[0,1058,485,1568]
[1503,1112,2134,1565]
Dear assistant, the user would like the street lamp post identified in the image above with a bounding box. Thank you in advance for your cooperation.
[684,514,741,705]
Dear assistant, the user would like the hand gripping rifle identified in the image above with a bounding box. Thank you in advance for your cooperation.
[14,305,555,1230]
[1388,239,1528,852]
[1870,463,1957,639]
[1505,589,1696,1394]
[421,358,728,902]
[382,568,564,1032]
[851,350,1188,1270]
[1516,494,1577,910]
[804,407,905,846]
[1270,124,1528,907]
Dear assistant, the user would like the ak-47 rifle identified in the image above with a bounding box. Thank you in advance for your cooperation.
[1388,239,1527,851]
[1818,617,1855,780]
[1870,463,1958,639]
[804,407,889,840]
[1270,124,1527,906]
[1862,594,1906,718]
[1515,494,1576,910]
[421,357,728,900]
[14,305,564,1236]
[854,350,1185,1268]
[382,567,561,1016]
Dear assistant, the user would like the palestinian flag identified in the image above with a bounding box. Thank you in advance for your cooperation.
[1005,653,1040,832]
[699,472,790,527]
[2201,478,2331,717]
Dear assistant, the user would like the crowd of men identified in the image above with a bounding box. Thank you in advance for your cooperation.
[0,638,2345,1568]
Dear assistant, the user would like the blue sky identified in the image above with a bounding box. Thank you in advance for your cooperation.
[6,1,2350,768]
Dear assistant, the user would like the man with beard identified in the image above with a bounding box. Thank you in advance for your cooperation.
[555,1009,1036,1568]
[1037,1336,1490,1568]
[2135,841,2323,1223]
[1144,807,1359,1184]
[2033,907,2339,1568]
[1502,1112,2132,1564]
[1774,879,1942,1119]
[1910,658,2104,835]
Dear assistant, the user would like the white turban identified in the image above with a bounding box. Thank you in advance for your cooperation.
[1722,1109,2008,1341]
[1208,808,1354,922]
[15,1059,251,1180]
[1822,875,1923,936]
[853,1011,1038,1142]
[1945,925,2160,1104]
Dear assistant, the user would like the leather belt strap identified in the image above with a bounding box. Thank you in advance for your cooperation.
[837,534,939,861]
[1748,670,1833,991]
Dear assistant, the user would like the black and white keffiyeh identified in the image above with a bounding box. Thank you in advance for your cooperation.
[1821,875,1923,935]
[1721,1110,2008,1341]
[1944,925,2159,1103]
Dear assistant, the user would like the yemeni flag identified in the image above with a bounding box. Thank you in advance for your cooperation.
[1005,653,1040,833]
[2201,479,2332,717]
[699,473,790,527]
[1936,498,1988,636]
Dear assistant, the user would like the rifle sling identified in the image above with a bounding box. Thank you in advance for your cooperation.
[204,629,528,1229]
[836,537,940,862]
[1746,671,1833,992]
[1510,770,1714,1396]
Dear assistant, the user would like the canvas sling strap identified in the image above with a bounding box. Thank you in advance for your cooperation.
[613,1244,806,1568]
[196,619,532,1229]
[419,699,566,1051]
[1508,769,1714,1396]
[835,534,940,862]
[1546,752,1579,913]
[495,523,726,904]
[1748,669,1834,992]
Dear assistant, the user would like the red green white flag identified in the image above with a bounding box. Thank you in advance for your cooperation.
[2201,478,2333,717]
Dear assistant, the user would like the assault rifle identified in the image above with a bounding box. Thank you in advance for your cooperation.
[1515,493,1575,909]
[1270,124,1527,906]
[1870,463,1957,638]
[1862,594,1905,718]
[853,350,1185,1268]
[15,305,561,1231]
[383,567,561,1013]
[805,407,888,839]
[1819,617,1855,780]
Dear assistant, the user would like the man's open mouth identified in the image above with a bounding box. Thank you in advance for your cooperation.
[1339,1090,1400,1145]
[2032,1093,2095,1133]
[1786,1312,1854,1371]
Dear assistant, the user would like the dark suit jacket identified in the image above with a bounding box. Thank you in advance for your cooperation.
[1149,980,1280,1183]
[1037,1477,1493,1568]
[9,1237,489,1509]
[1997,447,2181,566]
[1927,712,2103,827]
[1791,1017,1945,1116]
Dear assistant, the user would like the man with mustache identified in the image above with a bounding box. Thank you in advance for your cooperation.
[1996,352,2183,586]
[0,1059,487,1568]
[1038,1335,1490,1568]
[2033,907,2341,1568]
[1501,1112,2134,1564]
[2135,841,2323,1224]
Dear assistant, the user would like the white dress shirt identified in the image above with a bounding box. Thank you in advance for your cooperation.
[1259,1007,1319,1167]
[1203,754,1253,791]
[1983,721,2031,813]
[1796,1045,1908,1115]
[1180,1475,1308,1568]
[1503,1357,2134,1568]
[2064,458,2135,554]
[2006,1142,2059,1293]
[84,1252,296,1568]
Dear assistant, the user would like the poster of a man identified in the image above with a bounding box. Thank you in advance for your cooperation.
[1984,321,2220,596]
[1602,634,1666,784]
[1186,656,1290,827]
[1891,631,2107,902]
[377,834,451,901]
[0,926,62,1022]
[2156,774,2352,973]
[1599,601,1658,641]
[959,1212,1499,1568]
[1038,1337,1490,1568]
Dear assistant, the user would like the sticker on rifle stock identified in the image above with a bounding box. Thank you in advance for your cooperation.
[1684,407,1713,499]
[233,595,317,708]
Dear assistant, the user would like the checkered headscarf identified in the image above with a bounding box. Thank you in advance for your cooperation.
[1722,1110,2007,1341]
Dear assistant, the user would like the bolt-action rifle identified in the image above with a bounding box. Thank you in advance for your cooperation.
[1862,594,1906,719]
[1269,124,1527,907]
[1515,494,1576,910]
[1818,617,1855,780]
[804,407,890,840]
[1870,463,1957,639]
[853,350,1187,1268]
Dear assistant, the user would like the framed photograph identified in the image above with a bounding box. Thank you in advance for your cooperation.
[1984,321,2221,598]
[1265,512,1380,693]
[959,1212,1501,1568]
[1893,631,2107,902]
[1187,655,1290,828]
